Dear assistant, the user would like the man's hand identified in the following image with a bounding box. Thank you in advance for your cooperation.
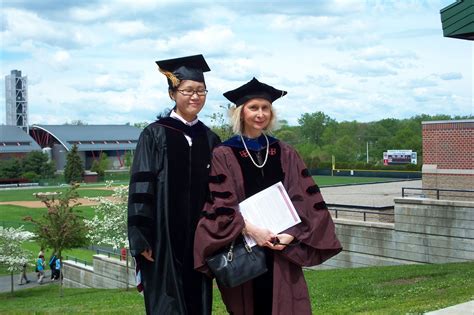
[141,249,154,262]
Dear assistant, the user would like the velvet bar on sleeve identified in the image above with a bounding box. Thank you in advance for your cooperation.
[194,146,246,275]
[278,141,342,267]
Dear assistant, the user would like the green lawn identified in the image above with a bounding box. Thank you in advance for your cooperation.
[0,261,472,314]
[314,175,403,186]
[0,203,97,276]
[0,240,96,276]
[0,205,95,229]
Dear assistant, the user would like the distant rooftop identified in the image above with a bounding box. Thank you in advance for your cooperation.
[0,125,41,153]
[31,124,142,151]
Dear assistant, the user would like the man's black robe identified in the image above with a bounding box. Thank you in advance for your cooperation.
[128,117,220,314]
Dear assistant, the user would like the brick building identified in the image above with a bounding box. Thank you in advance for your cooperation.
[422,119,474,197]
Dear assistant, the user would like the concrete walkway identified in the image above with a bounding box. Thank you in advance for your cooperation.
[320,179,422,207]
[0,271,56,293]
[424,300,474,315]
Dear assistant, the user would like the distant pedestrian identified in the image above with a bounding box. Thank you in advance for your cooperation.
[18,263,30,285]
[49,254,61,280]
[54,257,61,280]
[36,255,45,284]
[49,254,57,280]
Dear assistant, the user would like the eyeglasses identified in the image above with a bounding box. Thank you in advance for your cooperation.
[177,89,208,96]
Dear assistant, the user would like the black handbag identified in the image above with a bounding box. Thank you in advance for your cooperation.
[206,237,268,288]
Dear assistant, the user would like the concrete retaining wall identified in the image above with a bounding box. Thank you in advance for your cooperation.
[316,197,474,269]
[63,254,135,289]
[63,198,474,287]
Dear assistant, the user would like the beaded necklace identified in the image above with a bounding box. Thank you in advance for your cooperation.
[240,133,269,168]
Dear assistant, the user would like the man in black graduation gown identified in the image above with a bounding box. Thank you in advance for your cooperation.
[128,54,220,314]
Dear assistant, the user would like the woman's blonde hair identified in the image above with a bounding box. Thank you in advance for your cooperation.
[228,102,277,135]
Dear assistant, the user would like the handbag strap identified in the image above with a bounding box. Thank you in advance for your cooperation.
[227,235,252,262]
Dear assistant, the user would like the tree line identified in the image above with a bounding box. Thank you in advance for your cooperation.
[208,109,473,170]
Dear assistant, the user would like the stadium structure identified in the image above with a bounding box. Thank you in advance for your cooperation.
[2,69,143,171]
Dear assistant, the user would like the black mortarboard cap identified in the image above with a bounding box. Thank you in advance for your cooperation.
[223,77,287,106]
[155,54,210,88]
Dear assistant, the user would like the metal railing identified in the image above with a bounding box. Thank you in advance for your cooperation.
[327,204,394,223]
[64,255,91,266]
[402,187,474,200]
[94,248,135,266]
[95,248,127,260]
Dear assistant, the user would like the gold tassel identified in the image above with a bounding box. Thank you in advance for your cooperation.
[158,66,180,88]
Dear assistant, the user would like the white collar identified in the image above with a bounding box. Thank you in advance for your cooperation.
[170,110,199,126]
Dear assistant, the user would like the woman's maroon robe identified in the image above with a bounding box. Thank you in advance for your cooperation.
[194,136,342,315]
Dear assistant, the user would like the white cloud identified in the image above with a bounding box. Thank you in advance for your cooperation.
[438,72,463,80]
[2,9,61,44]
[1,0,471,127]
[153,25,236,53]
[106,20,151,37]
[328,61,398,77]
[354,47,417,61]
[69,4,113,22]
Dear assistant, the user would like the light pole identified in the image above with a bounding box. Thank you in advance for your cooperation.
[366,141,369,163]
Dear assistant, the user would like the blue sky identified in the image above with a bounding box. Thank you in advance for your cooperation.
[1,0,472,127]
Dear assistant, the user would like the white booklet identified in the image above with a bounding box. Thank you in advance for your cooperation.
[239,181,301,247]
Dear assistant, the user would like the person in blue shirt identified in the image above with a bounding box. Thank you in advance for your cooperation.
[49,254,57,280]
[36,255,45,284]
[54,257,61,281]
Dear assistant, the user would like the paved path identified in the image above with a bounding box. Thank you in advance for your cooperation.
[320,180,422,207]
[0,271,57,293]
[424,300,474,315]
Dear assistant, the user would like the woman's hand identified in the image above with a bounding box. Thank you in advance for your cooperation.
[270,233,295,251]
[244,220,275,247]
[141,249,154,262]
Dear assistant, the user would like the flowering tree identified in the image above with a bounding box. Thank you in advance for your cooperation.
[85,181,130,289]
[85,181,128,250]
[0,226,34,293]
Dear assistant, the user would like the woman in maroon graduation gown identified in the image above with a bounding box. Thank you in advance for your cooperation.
[194,78,342,315]
[128,55,220,315]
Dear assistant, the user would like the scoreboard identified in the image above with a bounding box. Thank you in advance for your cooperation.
[383,150,417,165]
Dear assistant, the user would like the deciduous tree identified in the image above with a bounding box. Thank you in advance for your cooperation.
[25,183,89,296]
[0,226,34,293]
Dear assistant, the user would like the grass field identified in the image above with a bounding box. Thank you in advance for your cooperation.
[0,186,107,276]
[0,261,472,314]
